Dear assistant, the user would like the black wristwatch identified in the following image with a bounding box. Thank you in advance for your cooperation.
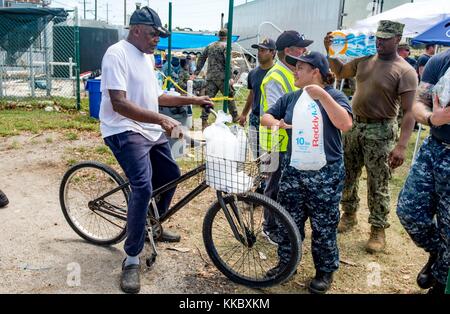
[427,114,435,128]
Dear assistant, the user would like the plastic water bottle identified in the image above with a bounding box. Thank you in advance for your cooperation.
[355,32,367,57]
[345,33,359,58]
[330,31,347,58]
[366,32,377,56]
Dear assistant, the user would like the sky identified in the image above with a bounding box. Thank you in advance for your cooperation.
[49,0,252,31]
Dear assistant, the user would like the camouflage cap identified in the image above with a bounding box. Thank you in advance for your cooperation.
[218,28,228,37]
[398,42,410,50]
[376,20,405,39]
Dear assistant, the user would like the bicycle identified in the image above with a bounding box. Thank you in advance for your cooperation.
[59,111,301,288]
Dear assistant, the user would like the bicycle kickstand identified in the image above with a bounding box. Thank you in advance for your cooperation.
[146,225,158,268]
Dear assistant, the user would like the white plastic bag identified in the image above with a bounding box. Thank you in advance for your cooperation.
[290,90,327,171]
[203,111,253,193]
[433,66,450,108]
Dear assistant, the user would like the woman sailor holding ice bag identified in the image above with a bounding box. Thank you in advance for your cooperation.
[261,51,353,294]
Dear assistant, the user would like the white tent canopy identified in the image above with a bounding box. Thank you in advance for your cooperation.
[352,0,450,38]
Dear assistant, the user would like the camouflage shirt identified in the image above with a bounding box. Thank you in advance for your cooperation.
[196,40,227,81]
[178,68,191,91]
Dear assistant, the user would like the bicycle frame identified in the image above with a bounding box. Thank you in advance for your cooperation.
[90,160,252,247]
[90,163,206,221]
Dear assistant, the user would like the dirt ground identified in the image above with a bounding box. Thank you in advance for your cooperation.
[0,131,430,294]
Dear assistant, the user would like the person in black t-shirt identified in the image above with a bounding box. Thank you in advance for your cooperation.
[238,38,276,128]
[416,44,436,79]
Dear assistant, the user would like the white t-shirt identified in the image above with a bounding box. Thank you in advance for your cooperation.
[99,39,163,141]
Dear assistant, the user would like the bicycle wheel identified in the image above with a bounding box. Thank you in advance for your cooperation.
[59,161,129,245]
[202,192,301,288]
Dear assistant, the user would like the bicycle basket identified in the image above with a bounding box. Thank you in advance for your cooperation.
[196,126,282,194]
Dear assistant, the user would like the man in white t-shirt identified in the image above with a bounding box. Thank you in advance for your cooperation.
[100,6,213,294]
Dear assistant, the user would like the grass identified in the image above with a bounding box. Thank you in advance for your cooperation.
[7,140,21,150]
[191,89,248,122]
[390,127,429,193]
[0,96,88,111]
[65,132,79,141]
[0,97,98,137]
[64,145,118,167]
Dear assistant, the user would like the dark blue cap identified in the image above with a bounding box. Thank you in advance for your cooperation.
[129,6,170,38]
[275,30,313,51]
[251,38,276,50]
[286,51,330,78]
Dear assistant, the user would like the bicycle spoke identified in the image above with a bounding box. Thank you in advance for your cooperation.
[62,165,127,243]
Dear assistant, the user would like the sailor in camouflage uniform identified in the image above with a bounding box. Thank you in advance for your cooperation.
[195,28,238,128]
[397,49,450,295]
[261,52,353,294]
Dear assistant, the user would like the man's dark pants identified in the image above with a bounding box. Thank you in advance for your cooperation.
[104,131,181,257]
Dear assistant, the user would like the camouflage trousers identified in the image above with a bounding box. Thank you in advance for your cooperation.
[341,120,398,229]
[277,159,345,273]
[397,136,450,285]
[201,79,238,121]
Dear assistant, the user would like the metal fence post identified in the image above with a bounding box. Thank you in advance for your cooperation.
[0,54,3,98]
[74,7,81,110]
[223,0,234,113]
[44,23,51,97]
[29,46,35,97]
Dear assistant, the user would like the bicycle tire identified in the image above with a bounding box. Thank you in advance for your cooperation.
[59,161,129,246]
[202,192,301,288]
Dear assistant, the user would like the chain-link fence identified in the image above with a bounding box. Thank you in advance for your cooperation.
[0,7,80,108]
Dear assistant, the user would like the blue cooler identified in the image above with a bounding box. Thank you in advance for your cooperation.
[86,79,102,119]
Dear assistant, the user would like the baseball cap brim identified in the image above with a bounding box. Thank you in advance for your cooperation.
[125,24,170,38]
[251,43,272,49]
[285,54,304,67]
[155,25,170,38]
[375,31,396,39]
[294,39,314,48]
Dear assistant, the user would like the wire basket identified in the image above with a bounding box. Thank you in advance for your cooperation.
[196,126,282,194]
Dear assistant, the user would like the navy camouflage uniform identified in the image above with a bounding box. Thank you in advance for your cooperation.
[277,158,345,272]
[266,85,352,273]
[396,49,450,286]
[397,137,450,285]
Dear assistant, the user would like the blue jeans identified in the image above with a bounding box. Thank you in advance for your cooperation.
[104,131,181,257]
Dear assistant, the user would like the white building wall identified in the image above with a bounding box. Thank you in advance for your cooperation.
[234,0,343,54]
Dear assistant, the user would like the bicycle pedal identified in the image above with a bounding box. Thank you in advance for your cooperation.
[146,254,157,267]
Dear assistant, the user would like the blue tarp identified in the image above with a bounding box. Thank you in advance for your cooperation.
[157,32,239,50]
[412,18,450,46]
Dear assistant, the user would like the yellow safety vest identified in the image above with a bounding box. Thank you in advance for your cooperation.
[259,62,298,152]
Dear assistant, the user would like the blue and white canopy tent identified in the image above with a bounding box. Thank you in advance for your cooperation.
[411,17,450,46]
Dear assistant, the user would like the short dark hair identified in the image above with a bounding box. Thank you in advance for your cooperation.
[425,44,435,50]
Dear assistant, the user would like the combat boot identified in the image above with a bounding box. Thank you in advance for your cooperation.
[337,212,357,233]
[365,226,386,253]
[417,252,437,289]
[309,271,334,294]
